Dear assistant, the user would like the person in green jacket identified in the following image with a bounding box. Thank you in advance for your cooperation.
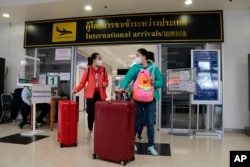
[137,51,155,141]
[118,48,163,156]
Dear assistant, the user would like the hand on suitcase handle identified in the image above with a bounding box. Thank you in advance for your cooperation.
[115,89,126,94]
[113,89,127,101]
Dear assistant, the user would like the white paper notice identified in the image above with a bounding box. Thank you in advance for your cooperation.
[187,82,196,93]
[55,48,71,60]
[180,81,196,93]
[60,73,70,81]
[39,75,46,84]
[180,71,190,80]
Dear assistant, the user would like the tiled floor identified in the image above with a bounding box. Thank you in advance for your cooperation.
[0,112,250,167]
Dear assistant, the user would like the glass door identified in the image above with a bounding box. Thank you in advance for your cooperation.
[159,44,208,131]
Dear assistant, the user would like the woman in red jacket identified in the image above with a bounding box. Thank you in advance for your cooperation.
[73,52,108,139]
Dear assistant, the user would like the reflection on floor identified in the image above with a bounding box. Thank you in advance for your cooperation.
[0,133,49,145]
[135,142,171,156]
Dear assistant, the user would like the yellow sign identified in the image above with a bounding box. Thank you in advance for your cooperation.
[52,22,76,42]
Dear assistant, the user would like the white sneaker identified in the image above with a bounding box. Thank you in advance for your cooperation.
[86,131,92,140]
[147,146,158,156]
[134,144,137,152]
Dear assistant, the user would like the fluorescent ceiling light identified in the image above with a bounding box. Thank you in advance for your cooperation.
[128,54,136,58]
[84,5,92,11]
[2,13,10,18]
[0,0,64,7]
[185,0,192,5]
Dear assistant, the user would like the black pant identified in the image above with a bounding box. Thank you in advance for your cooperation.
[19,102,50,123]
[86,92,101,131]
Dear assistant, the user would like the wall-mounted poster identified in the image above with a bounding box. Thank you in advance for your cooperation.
[191,50,222,104]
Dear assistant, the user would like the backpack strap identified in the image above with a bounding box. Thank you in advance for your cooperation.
[144,65,156,80]
[133,65,154,81]
[150,66,156,80]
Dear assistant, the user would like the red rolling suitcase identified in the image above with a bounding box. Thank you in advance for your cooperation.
[93,100,135,166]
[58,100,78,147]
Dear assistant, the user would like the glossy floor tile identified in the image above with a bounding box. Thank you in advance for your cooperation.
[0,111,250,167]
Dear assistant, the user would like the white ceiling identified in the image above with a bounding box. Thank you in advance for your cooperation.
[1,0,250,69]
[1,0,249,24]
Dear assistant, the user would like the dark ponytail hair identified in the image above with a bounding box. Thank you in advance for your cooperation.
[87,52,100,66]
[137,48,154,62]
[137,48,148,57]
[147,51,155,63]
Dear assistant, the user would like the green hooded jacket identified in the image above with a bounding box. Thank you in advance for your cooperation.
[120,62,163,101]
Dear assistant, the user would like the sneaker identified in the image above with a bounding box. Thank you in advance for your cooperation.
[147,146,158,156]
[18,121,27,129]
[134,144,137,152]
[86,131,92,140]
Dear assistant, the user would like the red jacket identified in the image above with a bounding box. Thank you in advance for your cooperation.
[74,66,108,100]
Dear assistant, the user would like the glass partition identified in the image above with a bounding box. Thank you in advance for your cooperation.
[18,54,40,84]
[37,48,73,98]
[22,47,75,99]
[160,44,203,129]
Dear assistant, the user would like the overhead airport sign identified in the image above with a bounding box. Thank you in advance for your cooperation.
[52,22,77,42]
[24,11,223,48]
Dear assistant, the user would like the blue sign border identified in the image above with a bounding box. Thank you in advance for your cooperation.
[191,50,222,104]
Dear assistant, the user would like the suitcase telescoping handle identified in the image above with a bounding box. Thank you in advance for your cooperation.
[112,90,127,101]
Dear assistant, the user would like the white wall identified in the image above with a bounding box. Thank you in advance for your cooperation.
[1,10,250,129]
[0,22,26,94]
[223,10,250,129]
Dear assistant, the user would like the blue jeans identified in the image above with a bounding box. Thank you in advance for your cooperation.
[135,100,155,147]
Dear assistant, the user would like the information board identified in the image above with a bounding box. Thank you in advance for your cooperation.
[32,84,51,103]
[191,50,222,104]
[167,68,196,94]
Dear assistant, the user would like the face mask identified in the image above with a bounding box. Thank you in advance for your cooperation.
[96,60,102,66]
[134,57,142,64]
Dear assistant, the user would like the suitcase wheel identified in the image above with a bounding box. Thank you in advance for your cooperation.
[60,144,64,148]
[132,156,135,161]
[73,143,77,147]
[120,161,126,166]
[92,154,97,159]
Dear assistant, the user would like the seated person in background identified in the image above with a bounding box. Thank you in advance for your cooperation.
[18,86,51,129]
